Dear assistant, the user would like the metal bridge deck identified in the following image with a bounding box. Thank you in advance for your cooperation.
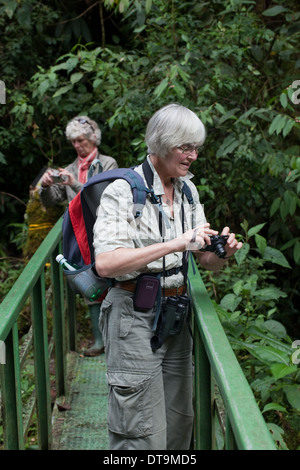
[52,351,108,450]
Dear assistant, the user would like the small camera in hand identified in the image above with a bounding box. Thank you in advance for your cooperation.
[200,234,229,259]
[51,169,67,183]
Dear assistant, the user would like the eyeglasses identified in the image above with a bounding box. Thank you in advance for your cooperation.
[75,117,95,132]
[176,145,202,155]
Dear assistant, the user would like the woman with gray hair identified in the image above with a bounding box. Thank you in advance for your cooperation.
[93,103,242,450]
[40,116,118,356]
[40,116,117,205]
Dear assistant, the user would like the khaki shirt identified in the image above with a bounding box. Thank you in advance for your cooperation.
[93,156,206,287]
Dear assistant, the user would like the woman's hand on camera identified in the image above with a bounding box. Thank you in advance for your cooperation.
[41,170,55,187]
[57,168,76,186]
[221,226,243,257]
[41,168,76,187]
[176,223,218,252]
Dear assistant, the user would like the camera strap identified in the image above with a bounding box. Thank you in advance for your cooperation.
[142,158,188,274]
[142,159,190,332]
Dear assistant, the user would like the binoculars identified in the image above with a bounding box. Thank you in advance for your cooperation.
[151,294,190,351]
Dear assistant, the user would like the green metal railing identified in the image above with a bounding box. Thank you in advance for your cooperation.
[189,265,276,450]
[0,219,276,450]
[0,218,76,450]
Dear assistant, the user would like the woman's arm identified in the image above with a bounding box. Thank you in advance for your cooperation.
[95,224,217,278]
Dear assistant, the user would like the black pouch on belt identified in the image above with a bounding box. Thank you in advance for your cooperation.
[133,274,160,311]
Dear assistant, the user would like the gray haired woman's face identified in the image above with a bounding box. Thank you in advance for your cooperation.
[71,134,96,157]
[154,144,199,179]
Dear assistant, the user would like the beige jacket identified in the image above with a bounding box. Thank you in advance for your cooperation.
[39,152,118,207]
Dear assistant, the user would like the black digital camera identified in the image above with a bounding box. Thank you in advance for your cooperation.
[200,234,229,259]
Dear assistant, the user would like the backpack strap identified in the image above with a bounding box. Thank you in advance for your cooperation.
[66,193,92,266]
[123,169,149,218]
[78,169,149,264]
[87,158,103,180]
[182,181,194,205]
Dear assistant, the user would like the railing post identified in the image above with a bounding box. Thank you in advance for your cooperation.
[51,249,67,396]
[31,273,52,450]
[225,413,238,450]
[0,324,24,449]
[66,282,77,351]
[193,326,212,450]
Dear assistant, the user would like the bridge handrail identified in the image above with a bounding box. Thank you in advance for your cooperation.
[0,217,76,449]
[0,219,62,342]
[189,264,276,450]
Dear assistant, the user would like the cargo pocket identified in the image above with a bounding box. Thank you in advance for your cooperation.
[99,298,112,347]
[119,296,135,338]
[107,372,153,437]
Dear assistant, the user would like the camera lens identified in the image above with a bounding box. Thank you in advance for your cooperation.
[214,243,226,258]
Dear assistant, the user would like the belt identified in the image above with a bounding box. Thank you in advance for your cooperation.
[114,280,186,297]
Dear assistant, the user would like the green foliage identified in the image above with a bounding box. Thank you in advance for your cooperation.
[0,246,25,303]
[203,222,300,449]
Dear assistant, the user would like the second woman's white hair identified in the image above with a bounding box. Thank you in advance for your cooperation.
[145,104,206,157]
[65,116,101,146]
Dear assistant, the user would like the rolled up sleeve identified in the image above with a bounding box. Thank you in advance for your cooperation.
[93,180,137,256]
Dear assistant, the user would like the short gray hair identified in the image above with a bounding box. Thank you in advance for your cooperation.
[145,103,206,157]
[65,116,101,146]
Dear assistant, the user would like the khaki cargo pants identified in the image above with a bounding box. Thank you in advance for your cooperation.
[99,287,194,450]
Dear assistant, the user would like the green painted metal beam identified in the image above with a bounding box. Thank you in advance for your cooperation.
[32,275,52,449]
[189,264,276,450]
[0,218,63,343]
[51,246,67,396]
[0,325,24,449]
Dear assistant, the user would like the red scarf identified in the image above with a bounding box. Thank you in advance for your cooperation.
[77,148,98,184]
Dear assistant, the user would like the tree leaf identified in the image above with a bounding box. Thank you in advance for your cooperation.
[248,223,266,237]
[262,402,287,413]
[262,6,289,17]
[255,233,267,256]
[145,0,152,14]
[268,114,289,135]
[53,84,73,98]
[154,78,168,97]
[267,423,289,450]
[251,345,290,365]
[0,151,7,164]
[270,363,298,380]
[270,197,281,216]
[220,293,242,312]
[262,319,287,338]
[262,246,291,268]
[294,240,300,264]
[70,72,83,84]
[284,385,300,410]
[253,287,287,301]
[234,242,249,265]
[280,92,288,108]
[282,118,295,137]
